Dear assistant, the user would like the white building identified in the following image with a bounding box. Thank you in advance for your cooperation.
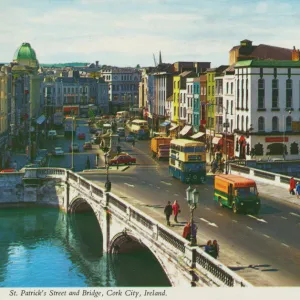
[234,60,300,160]
[179,89,187,123]
[186,78,193,125]
[101,67,140,113]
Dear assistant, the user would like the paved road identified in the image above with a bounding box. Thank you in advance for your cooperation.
[81,139,300,287]
[40,119,99,172]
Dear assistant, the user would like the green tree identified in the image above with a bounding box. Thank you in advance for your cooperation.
[88,108,95,122]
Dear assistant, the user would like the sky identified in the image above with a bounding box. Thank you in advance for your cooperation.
[0,0,299,67]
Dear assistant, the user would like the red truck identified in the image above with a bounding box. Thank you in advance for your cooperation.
[151,137,172,160]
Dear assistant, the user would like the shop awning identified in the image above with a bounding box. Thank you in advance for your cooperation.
[160,121,171,127]
[169,125,179,131]
[180,125,192,136]
[191,132,205,139]
[212,137,221,144]
[63,106,79,112]
[36,115,46,125]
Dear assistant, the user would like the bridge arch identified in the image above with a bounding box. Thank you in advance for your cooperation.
[69,196,97,214]
[109,231,172,286]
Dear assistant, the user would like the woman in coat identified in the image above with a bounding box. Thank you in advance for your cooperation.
[290,177,296,195]
[172,200,180,223]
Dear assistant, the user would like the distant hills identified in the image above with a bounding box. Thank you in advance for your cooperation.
[40,62,89,67]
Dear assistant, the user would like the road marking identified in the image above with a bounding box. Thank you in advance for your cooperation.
[232,220,238,223]
[161,181,172,186]
[204,207,211,211]
[149,184,153,186]
[124,183,134,188]
[281,243,290,248]
[217,213,223,216]
[290,212,300,218]
[247,214,268,223]
[204,188,208,191]
[174,193,179,196]
[281,216,287,220]
[157,186,161,189]
[142,181,146,183]
[199,218,218,228]
[247,226,253,230]
[263,234,271,239]
[166,190,169,192]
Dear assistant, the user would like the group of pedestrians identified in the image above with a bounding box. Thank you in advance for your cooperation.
[164,200,180,226]
[204,240,220,259]
[289,177,300,198]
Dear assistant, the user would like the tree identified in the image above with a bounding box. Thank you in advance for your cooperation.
[136,64,141,69]
[88,108,95,122]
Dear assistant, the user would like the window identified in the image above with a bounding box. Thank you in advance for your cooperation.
[226,100,229,113]
[258,79,265,109]
[231,100,233,115]
[286,79,293,108]
[231,82,233,94]
[204,87,206,95]
[212,86,214,96]
[272,79,279,108]
[246,116,248,131]
[245,79,248,109]
[226,82,229,94]
[258,117,265,131]
[286,116,292,131]
[272,116,279,131]
[241,115,244,131]
[236,79,240,108]
[237,115,239,130]
[201,87,203,95]
[241,79,244,109]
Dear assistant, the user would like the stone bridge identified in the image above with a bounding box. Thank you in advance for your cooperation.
[1,168,252,288]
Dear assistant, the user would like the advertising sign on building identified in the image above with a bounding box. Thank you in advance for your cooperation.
[265,137,288,143]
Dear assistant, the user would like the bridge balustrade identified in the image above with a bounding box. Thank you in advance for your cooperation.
[108,194,127,213]
[158,227,185,254]
[36,168,66,177]
[79,178,90,190]
[68,171,78,183]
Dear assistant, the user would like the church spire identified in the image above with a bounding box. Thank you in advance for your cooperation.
[159,50,162,65]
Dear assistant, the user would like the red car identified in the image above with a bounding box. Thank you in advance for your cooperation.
[78,133,86,140]
[110,154,136,165]
[83,142,92,150]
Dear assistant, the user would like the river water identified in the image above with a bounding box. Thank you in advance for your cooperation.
[0,207,171,287]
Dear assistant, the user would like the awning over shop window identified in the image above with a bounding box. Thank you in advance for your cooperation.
[63,106,79,112]
[36,115,46,125]
[180,125,192,136]
[160,121,171,127]
[212,137,221,144]
[191,132,205,139]
[169,125,179,131]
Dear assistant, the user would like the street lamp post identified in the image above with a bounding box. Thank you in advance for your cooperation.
[71,111,75,171]
[104,152,111,192]
[186,186,199,246]
[283,110,292,160]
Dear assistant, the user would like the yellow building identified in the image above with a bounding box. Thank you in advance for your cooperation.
[0,68,9,156]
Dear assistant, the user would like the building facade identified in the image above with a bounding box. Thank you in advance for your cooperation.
[100,67,140,113]
[192,78,201,132]
[234,60,300,160]
[186,78,194,126]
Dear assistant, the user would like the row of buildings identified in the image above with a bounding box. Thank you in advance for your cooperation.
[139,40,300,161]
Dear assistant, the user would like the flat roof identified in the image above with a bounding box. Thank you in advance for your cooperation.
[235,60,300,68]
[216,174,256,185]
[170,139,205,147]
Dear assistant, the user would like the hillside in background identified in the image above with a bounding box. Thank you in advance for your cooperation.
[40,62,89,67]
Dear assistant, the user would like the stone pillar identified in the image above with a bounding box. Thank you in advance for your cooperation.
[63,181,70,212]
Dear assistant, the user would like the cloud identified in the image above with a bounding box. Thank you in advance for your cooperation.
[0,0,299,66]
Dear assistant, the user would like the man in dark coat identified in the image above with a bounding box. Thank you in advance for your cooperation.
[164,201,173,226]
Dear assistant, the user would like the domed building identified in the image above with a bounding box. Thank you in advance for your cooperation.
[13,42,39,69]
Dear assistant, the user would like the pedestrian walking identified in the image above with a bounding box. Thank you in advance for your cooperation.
[164,201,173,226]
[204,240,212,254]
[289,177,296,195]
[172,200,180,223]
[182,222,191,241]
[12,160,17,171]
[211,240,220,259]
[296,182,300,199]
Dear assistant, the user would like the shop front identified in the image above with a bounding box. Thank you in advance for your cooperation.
[63,106,79,116]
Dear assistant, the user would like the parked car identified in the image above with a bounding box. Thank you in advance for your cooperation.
[83,142,92,150]
[53,147,64,156]
[117,127,125,137]
[0,169,16,173]
[48,130,57,139]
[34,156,47,167]
[125,134,135,142]
[78,132,86,140]
[110,154,136,165]
[69,143,80,152]
[38,149,49,157]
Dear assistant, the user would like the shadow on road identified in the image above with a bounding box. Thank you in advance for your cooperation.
[228,264,278,272]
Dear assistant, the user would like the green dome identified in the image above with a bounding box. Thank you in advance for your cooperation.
[13,42,37,61]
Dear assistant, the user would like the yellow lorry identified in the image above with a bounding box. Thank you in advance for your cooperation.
[151,137,172,160]
[214,174,261,214]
